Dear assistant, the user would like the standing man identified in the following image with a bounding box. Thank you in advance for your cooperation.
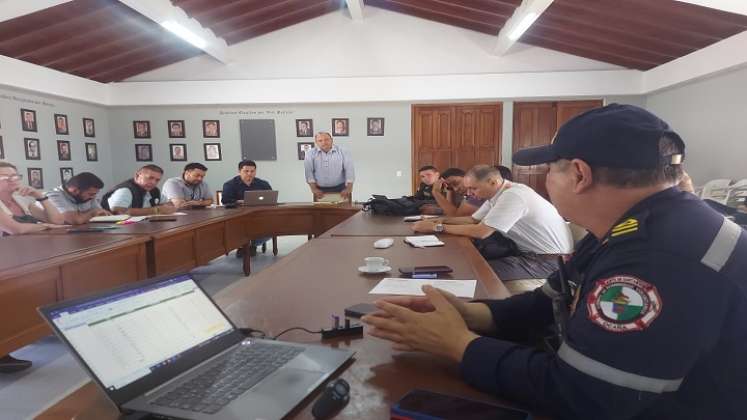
[304,132,355,201]
[363,104,747,419]
[102,165,176,215]
[162,163,213,208]
[47,172,110,224]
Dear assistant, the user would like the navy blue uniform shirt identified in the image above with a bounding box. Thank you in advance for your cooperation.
[460,188,747,420]
[221,176,272,205]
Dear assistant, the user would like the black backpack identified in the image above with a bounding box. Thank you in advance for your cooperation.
[363,196,433,216]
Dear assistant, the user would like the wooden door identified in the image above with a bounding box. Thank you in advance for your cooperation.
[512,100,603,198]
[412,103,502,192]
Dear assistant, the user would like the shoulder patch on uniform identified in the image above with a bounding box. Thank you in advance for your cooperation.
[610,218,638,237]
[586,275,662,333]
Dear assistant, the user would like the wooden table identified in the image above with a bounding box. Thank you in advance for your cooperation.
[323,211,415,237]
[37,213,541,420]
[0,235,148,357]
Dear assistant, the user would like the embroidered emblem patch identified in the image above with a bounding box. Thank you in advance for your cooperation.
[587,276,662,332]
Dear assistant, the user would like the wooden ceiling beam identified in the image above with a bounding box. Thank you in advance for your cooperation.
[88,47,199,82]
[178,0,279,29]
[521,33,659,70]
[209,0,314,36]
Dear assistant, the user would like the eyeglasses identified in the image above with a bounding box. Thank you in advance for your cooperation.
[0,175,23,182]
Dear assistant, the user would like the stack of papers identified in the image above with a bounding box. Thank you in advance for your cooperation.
[404,235,445,247]
[369,278,477,298]
[403,215,439,222]
[316,193,346,204]
[89,215,129,223]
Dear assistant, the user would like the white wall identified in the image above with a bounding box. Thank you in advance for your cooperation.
[126,7,621,82]
[645,65,747,185]
[107,103,412,203]
[0,86,113,189]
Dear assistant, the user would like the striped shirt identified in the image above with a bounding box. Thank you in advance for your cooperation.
[304,145,355,187]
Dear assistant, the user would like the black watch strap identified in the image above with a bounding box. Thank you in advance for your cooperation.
[36,196,49,202]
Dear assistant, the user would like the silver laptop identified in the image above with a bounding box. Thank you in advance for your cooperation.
[38,273,353,420]
[243,190,281,206]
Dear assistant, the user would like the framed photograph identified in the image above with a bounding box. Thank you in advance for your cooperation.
[367,117,385,136]
[295,119,313,137]
[203,143,222,161]
[57,140,71,161]
[332,118,349,137]
[133,120,151,139]
[54,113,69,135]
[168,120,185,138]
[0,136,4,160]
[203,120,220,138]
[60,167,74,184]
[83,118,95,137]
[28,168,43,189]
[24,138,41,160]
[170,143,187,161]
[85,142,98,162]
[135,143,152,162]
[21,108,37,132]
[297,142,314,160]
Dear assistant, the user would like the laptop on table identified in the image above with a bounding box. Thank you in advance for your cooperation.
[243,190,281,206]
[39,273,353,420]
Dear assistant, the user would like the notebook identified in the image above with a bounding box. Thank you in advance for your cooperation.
[89,214,130,223]
[405,235,445,247]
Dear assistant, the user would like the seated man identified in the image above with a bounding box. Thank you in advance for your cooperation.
[222,160,272,256]
[47,172,110,224]
[102,165,176,215]
[414,165,440,200]
[412,164,573,280]
[426,167,485,217]
[162,162,213,208]
[494,165,513,182]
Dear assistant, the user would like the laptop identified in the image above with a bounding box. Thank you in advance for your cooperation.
[38,273,353,420]
[243,190,281,206]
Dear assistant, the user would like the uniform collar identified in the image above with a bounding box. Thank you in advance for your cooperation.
[603,187,681,244]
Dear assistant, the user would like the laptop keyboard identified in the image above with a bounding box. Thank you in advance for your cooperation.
[150,342,304,414]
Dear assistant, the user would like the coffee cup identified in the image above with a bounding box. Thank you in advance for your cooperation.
[364,257,389,271]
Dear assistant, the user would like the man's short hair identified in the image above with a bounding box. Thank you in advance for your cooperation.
[139,164,163,174]
[494,165,513,181]
[419,165,438,173]
[238,160,257,170]
[66,172,104,190]
[315,132,333,140]
[441,168,465,179]
[588,136,684,188]
[466,165,501,182]
[184,162,208,172]
[0,162,17,171]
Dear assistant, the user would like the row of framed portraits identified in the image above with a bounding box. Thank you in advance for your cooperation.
[133,120,220,139]
[295,117,385,137]
[19,108,96,137]
[135,143,222,162]
[16,138,99,162]
[25,167,75,190]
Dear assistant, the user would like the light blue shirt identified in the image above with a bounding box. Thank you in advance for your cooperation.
[303,145,355,187]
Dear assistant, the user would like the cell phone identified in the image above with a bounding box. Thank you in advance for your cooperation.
[344,303,378,318]
[399,266,453,276]
[391,389,531,420]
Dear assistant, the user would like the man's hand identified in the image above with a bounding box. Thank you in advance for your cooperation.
[341,187,352,200]
[93,209,111,217]
[311,187,325,200]
[362,285,479,362]
[158,204,177,215]
[432,178,446,196]
[411,220,437,233]
[16,186,44,199]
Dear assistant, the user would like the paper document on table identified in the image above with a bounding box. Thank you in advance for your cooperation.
[317,193,345,204]
[369,278,477,298]
[404,235,444,247]
[172,212,188,216]
[89,215,129,223]
[403,215,439,222]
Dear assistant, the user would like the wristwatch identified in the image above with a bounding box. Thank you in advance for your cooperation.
[434,223,444,233]
[36,196,49,202]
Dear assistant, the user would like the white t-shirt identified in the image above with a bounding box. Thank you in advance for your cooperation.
[107,188,162,210]
[472,182,573,254]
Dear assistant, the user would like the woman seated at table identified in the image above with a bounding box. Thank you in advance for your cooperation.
[0,162,65,236]
[0,162,68,373]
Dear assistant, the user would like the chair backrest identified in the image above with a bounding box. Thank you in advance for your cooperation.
[215,190,223,205]
[700,179,732,204]
[726,179,747,208]
[567,222,588,245]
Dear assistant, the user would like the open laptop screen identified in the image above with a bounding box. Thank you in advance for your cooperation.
[47,274,234,391]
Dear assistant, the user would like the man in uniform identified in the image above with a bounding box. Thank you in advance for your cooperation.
[362,104,747,419]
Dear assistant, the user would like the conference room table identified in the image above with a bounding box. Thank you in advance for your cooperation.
[37,210,552,419]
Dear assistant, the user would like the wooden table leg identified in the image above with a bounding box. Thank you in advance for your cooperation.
[242,243,251,275]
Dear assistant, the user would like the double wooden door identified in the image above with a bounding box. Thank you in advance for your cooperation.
[512,100,603,198]
[411,103,502,192]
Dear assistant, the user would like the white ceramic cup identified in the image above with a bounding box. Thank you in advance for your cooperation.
[364,257,389,271]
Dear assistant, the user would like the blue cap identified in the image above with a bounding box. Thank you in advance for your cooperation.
[512,104,685,169]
